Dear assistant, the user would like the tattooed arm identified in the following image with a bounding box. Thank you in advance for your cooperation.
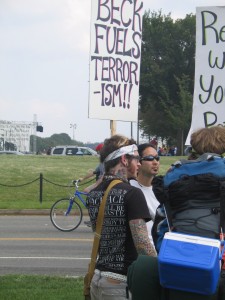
[129,219,157,257]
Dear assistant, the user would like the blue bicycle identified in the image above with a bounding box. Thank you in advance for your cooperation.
[50,180,88,232]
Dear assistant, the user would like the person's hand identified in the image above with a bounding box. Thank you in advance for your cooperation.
[83,187,90,193]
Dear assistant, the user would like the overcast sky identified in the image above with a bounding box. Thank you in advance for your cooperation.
[0,0,224,143]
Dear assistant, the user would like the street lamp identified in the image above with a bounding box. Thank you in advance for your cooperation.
[70,123,77,140]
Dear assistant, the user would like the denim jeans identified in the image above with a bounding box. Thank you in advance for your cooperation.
[90,272,129,300]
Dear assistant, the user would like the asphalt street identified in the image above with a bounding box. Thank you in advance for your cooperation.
[0,214,93,277]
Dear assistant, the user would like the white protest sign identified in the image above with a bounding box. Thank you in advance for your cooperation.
[186,6,225,144]
[89,0,143,121]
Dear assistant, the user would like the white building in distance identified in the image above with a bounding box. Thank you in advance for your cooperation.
[0,120,36,152]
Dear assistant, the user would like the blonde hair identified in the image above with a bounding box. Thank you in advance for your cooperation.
[190,126,225,155]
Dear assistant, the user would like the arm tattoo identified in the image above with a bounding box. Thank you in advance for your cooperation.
[129,219,157,257]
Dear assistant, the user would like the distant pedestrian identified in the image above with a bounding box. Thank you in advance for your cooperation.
[81,143,105,193]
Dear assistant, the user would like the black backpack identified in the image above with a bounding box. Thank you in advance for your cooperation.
[152,153,225,253]
[152,154,225,298]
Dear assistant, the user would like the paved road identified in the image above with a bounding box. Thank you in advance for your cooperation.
[0,214,93,277]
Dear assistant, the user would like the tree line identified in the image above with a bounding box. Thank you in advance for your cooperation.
[139,10,196,154]
[30,133,99,154]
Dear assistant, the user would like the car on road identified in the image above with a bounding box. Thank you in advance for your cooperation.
[50,146,98,156]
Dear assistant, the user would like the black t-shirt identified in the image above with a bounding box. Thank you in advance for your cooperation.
[86,180,151,275]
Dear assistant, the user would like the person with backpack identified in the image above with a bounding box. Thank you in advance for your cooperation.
[153,125,225,246]
[128,126,225,300]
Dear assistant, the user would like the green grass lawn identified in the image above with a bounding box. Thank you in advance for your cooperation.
[0,154,180,210]
[0,155,99,209]
[0,275,84,300]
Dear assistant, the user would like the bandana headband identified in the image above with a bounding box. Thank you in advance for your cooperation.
[104,144,138,162]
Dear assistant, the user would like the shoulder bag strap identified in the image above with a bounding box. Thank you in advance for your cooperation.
[88,179,122,279]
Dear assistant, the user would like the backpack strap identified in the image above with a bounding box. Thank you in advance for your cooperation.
[220,180,225,235]
[84,179,122,298]
[163,186,173,231]
[219,180,225,276]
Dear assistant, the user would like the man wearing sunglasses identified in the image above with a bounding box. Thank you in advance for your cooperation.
[130,143,160,246]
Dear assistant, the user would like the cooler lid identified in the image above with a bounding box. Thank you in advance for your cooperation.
[163,232,220,248]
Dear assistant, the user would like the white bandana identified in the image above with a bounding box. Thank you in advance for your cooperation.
[104,144,138,162]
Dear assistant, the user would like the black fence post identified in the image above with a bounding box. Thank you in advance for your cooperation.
[40,173,43,203]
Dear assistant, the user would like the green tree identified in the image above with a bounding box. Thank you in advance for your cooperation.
[163,75,193,154]
[139,11,196,154]
[30,133,84,153]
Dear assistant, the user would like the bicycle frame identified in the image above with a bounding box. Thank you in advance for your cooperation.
[65,190,88,216]
[50,179,90,231]
[74,190,88,207]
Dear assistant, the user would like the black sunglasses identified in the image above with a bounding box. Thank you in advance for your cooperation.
[140,155,160,162]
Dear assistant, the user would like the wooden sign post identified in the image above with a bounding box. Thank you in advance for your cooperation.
[110,120,116,137]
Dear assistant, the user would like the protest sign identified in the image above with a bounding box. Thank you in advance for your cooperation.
[89,0,144,122]
[186,6,225,144]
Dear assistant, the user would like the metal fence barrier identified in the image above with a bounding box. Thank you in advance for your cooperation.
[0,174,94,203]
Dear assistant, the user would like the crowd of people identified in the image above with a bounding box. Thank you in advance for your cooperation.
[83,126,225,300]
[149,137,177,156]
[157,145,177,156]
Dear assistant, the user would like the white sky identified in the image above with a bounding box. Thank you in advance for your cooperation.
[0,0,224,143]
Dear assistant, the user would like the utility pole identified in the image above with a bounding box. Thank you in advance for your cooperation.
[70,123,77,140]
[130,122,133,139]
[33,114,37,154]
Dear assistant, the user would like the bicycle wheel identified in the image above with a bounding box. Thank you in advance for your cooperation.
[50,198,83,232]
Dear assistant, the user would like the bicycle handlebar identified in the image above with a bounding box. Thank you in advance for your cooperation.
[72,177,95,189]
[72,179,81,188]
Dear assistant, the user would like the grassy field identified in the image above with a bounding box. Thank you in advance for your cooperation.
[0,154,180,209]
[0,275,84,300]
[0,155,99,209]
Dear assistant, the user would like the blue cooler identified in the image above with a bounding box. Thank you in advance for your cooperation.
[158,232,221,295]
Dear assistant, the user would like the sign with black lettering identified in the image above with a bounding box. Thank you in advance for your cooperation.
[186,6,225,144]
[89,0,143,121]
